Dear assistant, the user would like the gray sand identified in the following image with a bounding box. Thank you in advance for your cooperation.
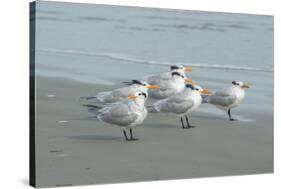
[35,77,273,187]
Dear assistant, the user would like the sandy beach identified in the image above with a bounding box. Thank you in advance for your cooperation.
[35,76,273,187]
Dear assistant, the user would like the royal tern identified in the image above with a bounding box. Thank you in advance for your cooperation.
[203,81,250,121]
[148,71,194,99]
[84,91,148,141]
[152,84,212,129]
[81,80,159,104]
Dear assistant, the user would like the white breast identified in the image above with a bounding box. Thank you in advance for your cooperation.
[186,91,202,114]
[129,102,147,127]
[229,87,245,109]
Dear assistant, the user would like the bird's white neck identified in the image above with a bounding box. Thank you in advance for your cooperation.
[231,85,246,99]
[129,98,146,108]
[232,85,246,92]
[173,76,185,83]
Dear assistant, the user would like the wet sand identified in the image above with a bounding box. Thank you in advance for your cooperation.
[35,76,273,187]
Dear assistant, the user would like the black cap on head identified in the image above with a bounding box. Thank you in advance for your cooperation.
[185,84,194,90]
[232,81,239,86]
[170,65,180,70]
[171,72,184,78]
[123,80,145,86]
[132,80,144,85]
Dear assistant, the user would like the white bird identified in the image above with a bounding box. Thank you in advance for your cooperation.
[81,80,159,104]
[148,71,194,99]
[152,84,212,129]
[144,64,192,82]
[203,81,250,121]
[84,91,148,141]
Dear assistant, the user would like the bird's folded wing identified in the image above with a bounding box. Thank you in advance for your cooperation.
[107,87,131,99]
[93,87,128,103]
[214,88,233,97]
[160,97,194,113]
[168,97,194,108]
[146,76,161,85]
[209,89,236,106]
[145,72,172,84]
[99,104,138,126]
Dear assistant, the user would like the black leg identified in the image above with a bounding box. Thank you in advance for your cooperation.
[181,117,186,128]
[228,109,237,121]
[123,130,129,141]
[185,115,195,128]
[129,128,138,141]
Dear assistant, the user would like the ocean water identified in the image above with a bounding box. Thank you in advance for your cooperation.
[33,1,274,114]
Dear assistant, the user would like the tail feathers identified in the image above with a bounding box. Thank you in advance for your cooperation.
[79,96,106,106]
[201,94,210,103]
[82,104,102,109]
[79,96,97,104]
[146,105,157,113]
[82,104,102,115]
[80,96,97,100]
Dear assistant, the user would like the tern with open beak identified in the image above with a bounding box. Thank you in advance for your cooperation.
[203,81,250,121]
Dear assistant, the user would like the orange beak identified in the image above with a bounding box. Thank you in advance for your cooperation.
[185,78,195,85]
[241,84,250,89]
[201,89,212,95]
[146,85,160,89]
[184,67,193,72]
[127,95,137,100]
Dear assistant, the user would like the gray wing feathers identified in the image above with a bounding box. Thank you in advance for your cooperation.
[98,104,138,126]
[91,86,134,103]
[155,96,194,114]
[145,72,171,84]
[208,88,236,106]
[149,80,176,98]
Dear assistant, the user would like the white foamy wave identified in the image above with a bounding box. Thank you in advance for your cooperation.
[36,48,273,73]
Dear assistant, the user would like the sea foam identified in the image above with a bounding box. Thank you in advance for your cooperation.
[36,48,273,73]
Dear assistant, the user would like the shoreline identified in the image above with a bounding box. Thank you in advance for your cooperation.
[35,75,273,118]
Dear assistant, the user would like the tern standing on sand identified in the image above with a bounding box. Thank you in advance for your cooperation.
[152,84,212,129]
[85,91,148,141]
[203,81,250,121]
